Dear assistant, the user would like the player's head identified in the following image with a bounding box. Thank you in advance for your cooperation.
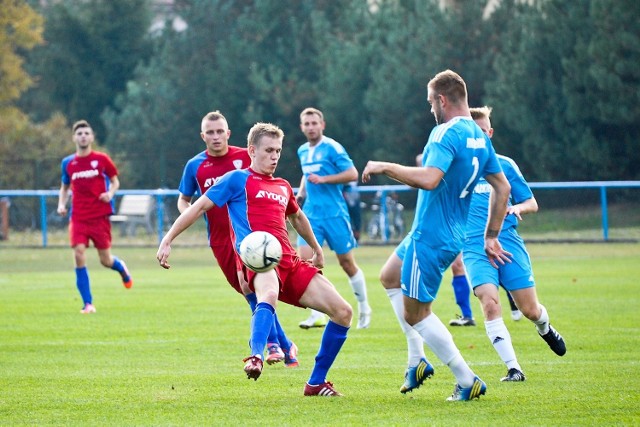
[470,106,494,138]
[299,107,325,144]
[201,110,231,157]
[72,120,94,151]
[247,122,284,176]
[427,70,468,125]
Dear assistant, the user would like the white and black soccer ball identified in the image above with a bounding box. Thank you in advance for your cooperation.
[239,231,282,273]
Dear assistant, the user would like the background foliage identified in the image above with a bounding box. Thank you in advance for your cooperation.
[3,0,640,191]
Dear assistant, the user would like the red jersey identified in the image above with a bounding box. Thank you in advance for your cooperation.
[61,151,118,221]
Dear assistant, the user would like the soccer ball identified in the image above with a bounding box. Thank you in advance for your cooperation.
[239,231,282,273]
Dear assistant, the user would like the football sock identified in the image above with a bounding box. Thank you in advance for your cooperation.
[413,312,475,387]
[348,268,368,304]
[249,302,274,358]
[272,313,292,351]
[452,275,473,318]
[385,288,426,366]
[245,293,258,313]
[533,304,550,335]
[308,321,349,385]
[485,317,521,371]
[75,267,92,304]
[110,256,130,281]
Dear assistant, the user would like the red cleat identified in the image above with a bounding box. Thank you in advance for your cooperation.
[303,381,343,397]
[243,355,263,380]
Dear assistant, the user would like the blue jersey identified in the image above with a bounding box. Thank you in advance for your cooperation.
[465,155,533,238]
[297,136,353,219]
[410,116,501,252]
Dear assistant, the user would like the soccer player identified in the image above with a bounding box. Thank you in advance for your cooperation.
[296,107,371,330]
[158,122,352,397]
[362,70,512,401]
[57,120,132,314]
[464,106,566,382]
[177,111,298,367]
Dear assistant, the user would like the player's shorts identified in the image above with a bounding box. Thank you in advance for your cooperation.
[394,234,412,260]
[400,237,459,303]
[211,243,244,295]
[463,228,535,292]
[296,214,357,255]
[246,253,321,308]
[69,216,112,249]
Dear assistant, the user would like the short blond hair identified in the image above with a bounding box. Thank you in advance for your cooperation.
[300,107,324,122]
[469,106,493,121]
[247,122,284,147]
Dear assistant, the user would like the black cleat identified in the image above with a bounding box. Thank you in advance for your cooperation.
[500,368,526,382]
[539,325,566,356]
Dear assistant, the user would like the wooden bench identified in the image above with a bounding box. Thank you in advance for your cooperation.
[110,195,155,237]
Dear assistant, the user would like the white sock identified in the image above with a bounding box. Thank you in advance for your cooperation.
[349,268,369,305]
[386,288,425,366]
[533,304,550,335]
[485,318,521,371]
[412,313,475,387]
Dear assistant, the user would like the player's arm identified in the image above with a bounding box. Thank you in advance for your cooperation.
[362,161,443,190]
[296,177,307,205]
[99,176,119,203]
[307,166,358,185]
[177,193,193,214]
[287,209,325,268]
[507,197,538,221]
[57,183,70,216]
[484,171,512,267]
[157,195,215,269]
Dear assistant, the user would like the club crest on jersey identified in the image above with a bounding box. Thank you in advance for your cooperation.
[91,160,98,168]
[255,190,288,206]
[233,160,243,169]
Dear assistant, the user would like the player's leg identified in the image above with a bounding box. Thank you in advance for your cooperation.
[94,217,132,288]
[299,273,352,396]
[69,220,94,313]
[379,241,433,393]
[448,254,475,326]
[296,240,327,329]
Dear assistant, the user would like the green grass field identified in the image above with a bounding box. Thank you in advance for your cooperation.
[1,244,639,425]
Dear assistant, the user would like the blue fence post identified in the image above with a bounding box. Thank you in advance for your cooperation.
[40,195,48,248]
[156,192,164,245]
[600,186,609,241]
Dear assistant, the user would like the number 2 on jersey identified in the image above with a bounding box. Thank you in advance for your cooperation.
[459,157,479,198]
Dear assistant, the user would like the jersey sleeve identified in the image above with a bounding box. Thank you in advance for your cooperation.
[102,153,118,178]
[60,156,72,185]
[501,157,533,204]
[480,138,502,177]
[285,183,299,216]
[424,133,455,173]
[178,158,199,197]
[205,170,242,207]
[330,142,355,173]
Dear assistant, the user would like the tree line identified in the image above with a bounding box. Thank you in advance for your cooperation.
[2,0,639,192]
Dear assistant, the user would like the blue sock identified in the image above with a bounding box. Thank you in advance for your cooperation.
[110,256,129,282]
[452,275,473,318]
[75,267,92,304]
[245,293,258,313]
[267,314,280,344]
[272,314,291,351]
[308,321,349,385]
[250,302,274,358]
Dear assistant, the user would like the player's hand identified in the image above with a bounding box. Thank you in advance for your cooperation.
[156,242,172,269]
[310,247,325,269]
[238,269,251,294]
[57,205,67,216]
[98,192,112,203]
[484,237,512,268]
[307,173,325,184]
[362,161,384,183]
[507,205,523,220]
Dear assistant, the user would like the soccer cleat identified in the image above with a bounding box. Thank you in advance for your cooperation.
[511,310,523,321]
[357,308,372,329]
[303,381,343,397]
[449,315,476,327]
[500,368,526,382]
[80,303,96,314]
[539,325,566,356]
[299,313,327,329]
[265,343,285,365]
[243,355,263,380]
[284,342,299,368]
[120,260,133,289]
[400,358,434,394]
[446,376,487,401]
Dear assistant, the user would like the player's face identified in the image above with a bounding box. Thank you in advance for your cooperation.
[300,113,325,145]
[427,89,445,125]
[250,136,283,176]
[73,126,94,150]
[201,118,231,157]
[474,117,494,138]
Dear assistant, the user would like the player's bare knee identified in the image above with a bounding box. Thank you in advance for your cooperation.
[329,301,353,327]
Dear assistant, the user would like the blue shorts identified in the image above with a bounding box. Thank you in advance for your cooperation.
[401,238,459,303]
[463,228,535,292]
[296,215,357,255]
[394,234,412,260]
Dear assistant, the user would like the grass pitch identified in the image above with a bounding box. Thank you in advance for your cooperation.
[1,243,639,425]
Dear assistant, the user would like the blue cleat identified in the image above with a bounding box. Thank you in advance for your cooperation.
[446,376,487,401]
[400,358,434,394]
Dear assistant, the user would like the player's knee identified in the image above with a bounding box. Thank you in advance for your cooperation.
[331,301,353,327]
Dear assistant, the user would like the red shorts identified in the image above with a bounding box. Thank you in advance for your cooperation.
[246,253,321,308]
[69,216,112,249]
[211,243,244,295]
